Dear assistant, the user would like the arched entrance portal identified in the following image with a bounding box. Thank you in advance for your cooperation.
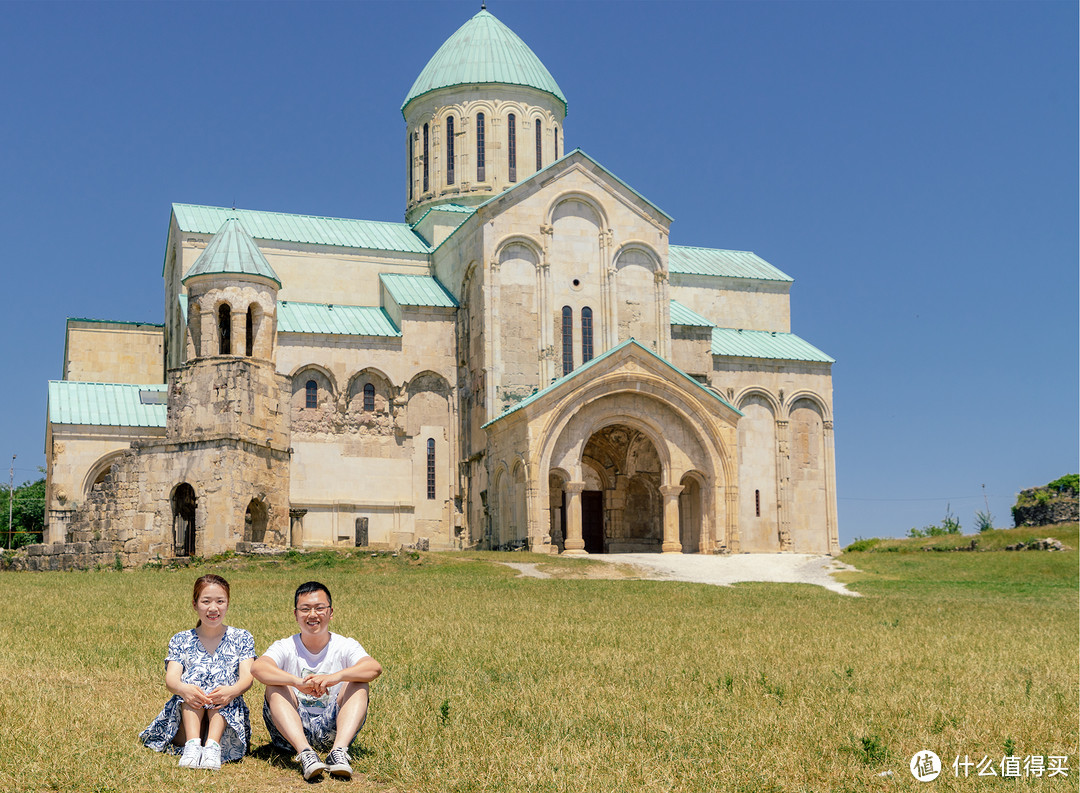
[579,424,664,553]
[172,483,196,556]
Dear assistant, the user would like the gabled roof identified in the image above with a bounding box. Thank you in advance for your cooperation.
[48,381,167,428]
[669,300,714,327]
[277,301,401,337]
[477,148,673,223]
[669,246,793,282]
[484,339,739,427]
[182,218,281,286]
[173,204,431,255]
[380,274,458,308]
[711,328,834,363]
[403,9,567,114]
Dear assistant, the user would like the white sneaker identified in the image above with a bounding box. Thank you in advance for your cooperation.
[178,740,203,768]
[297,748,326,781]
[325,746,353,779]
[200,740,222,770]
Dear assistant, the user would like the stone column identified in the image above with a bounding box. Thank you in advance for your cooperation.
[289,508,307,547]
[823,420,840,554]
[725,486,740,553]
[231,307,245,358]
[775,420,792,551]
[562,481,586,555]
[660,484,684,553]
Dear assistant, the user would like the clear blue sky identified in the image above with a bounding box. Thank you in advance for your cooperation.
[1,1,1076,545]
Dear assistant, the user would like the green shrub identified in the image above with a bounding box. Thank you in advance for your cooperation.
[844,537,879,552]
[975,509,994,532]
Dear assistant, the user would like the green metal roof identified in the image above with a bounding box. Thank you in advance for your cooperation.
[669,300,715,327]
[182,218,281,286]
[67,318,164,328]
[48,381,167,428]
[380,273,458,308]
[669,246,793,282]
[710,328,834,363]
[483,339,739,427]
[277,301,401,337]
[403,9,567,114]
[173,204,431,255]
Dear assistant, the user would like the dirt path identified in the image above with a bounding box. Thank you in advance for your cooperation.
[498,554,860,595]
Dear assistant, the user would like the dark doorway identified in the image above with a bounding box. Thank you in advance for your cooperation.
[355,517,369,547]
[245,499,268,543]
[582,490,604,553]
[172,484,196,556]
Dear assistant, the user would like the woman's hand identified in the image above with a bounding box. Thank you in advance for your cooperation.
[205,684,238,710]
[179,683,213,709]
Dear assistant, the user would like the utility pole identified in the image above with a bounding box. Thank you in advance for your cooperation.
[7,454,14,550]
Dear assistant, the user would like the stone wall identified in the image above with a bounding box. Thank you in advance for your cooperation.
[1012,489,1079,527]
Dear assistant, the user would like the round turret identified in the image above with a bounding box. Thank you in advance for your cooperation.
[402,9,567,223]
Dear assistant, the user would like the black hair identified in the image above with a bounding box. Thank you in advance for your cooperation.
[294,581,332,609]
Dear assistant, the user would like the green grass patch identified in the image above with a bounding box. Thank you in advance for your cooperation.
[1,540,1076,792]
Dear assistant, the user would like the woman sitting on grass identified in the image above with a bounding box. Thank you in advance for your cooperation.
[139,574,256,770]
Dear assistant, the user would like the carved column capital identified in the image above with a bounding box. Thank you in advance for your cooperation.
[539,224,553,236]
[659,484,684,499]
[823,420,834,431]
[653,269,669,284]
[564,481,586,495]
[489,258,500,271]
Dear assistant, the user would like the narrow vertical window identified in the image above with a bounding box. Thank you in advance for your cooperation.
[426,438,436,500]
[581,306,593,363]
[408,132,414,201]
[476,113,486,182]
[507,113,517,182]
[561,306,573,375]
[363,383,375,412]
[755,489,761,517]
[245,306,254,356]
[446,115,455,185]
[305,380,317,409]
[554,127,558,160]
[535,119,542,171]
[422,123,429,193]
[218,304,231,355]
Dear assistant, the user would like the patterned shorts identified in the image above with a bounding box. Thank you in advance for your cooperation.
[263,697,340,754]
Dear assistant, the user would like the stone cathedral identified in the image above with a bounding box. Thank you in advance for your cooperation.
[39,9,839,569]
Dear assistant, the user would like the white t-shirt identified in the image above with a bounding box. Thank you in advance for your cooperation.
[262,632,368,716]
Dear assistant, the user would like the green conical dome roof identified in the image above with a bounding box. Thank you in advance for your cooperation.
[182,217,281,286]
[402,9,566,115]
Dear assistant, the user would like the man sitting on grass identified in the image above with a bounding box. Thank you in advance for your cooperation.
[252,581,382,781]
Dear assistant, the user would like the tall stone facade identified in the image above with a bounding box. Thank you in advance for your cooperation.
[40,9,839,568]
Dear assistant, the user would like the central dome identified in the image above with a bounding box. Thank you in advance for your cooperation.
[402,9,567,115]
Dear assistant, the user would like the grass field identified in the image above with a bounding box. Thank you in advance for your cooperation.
[1,525,1076,792]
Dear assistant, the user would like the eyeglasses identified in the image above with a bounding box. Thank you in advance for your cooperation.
[296,605,330,615]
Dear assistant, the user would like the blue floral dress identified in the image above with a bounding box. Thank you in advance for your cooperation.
[140,626,256,763]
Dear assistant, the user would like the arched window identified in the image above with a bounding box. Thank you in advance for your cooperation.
[535,119,542,171]
[446,115,455,185]
[408,132,414,201]
[245,306,254,356]
[561,306,573,375]
[426,438,436,500]
[363,383,375,412]
[422,123,429,193]
[305,380,317,409]
[581,306,593,363]
[218,304,231,355]
[476,113,486,182]
[507,113,517,182]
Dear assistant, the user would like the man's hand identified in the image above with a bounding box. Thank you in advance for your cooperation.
[300,672,340,697]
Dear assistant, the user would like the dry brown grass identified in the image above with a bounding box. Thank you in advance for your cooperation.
[0,539,1075,792]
